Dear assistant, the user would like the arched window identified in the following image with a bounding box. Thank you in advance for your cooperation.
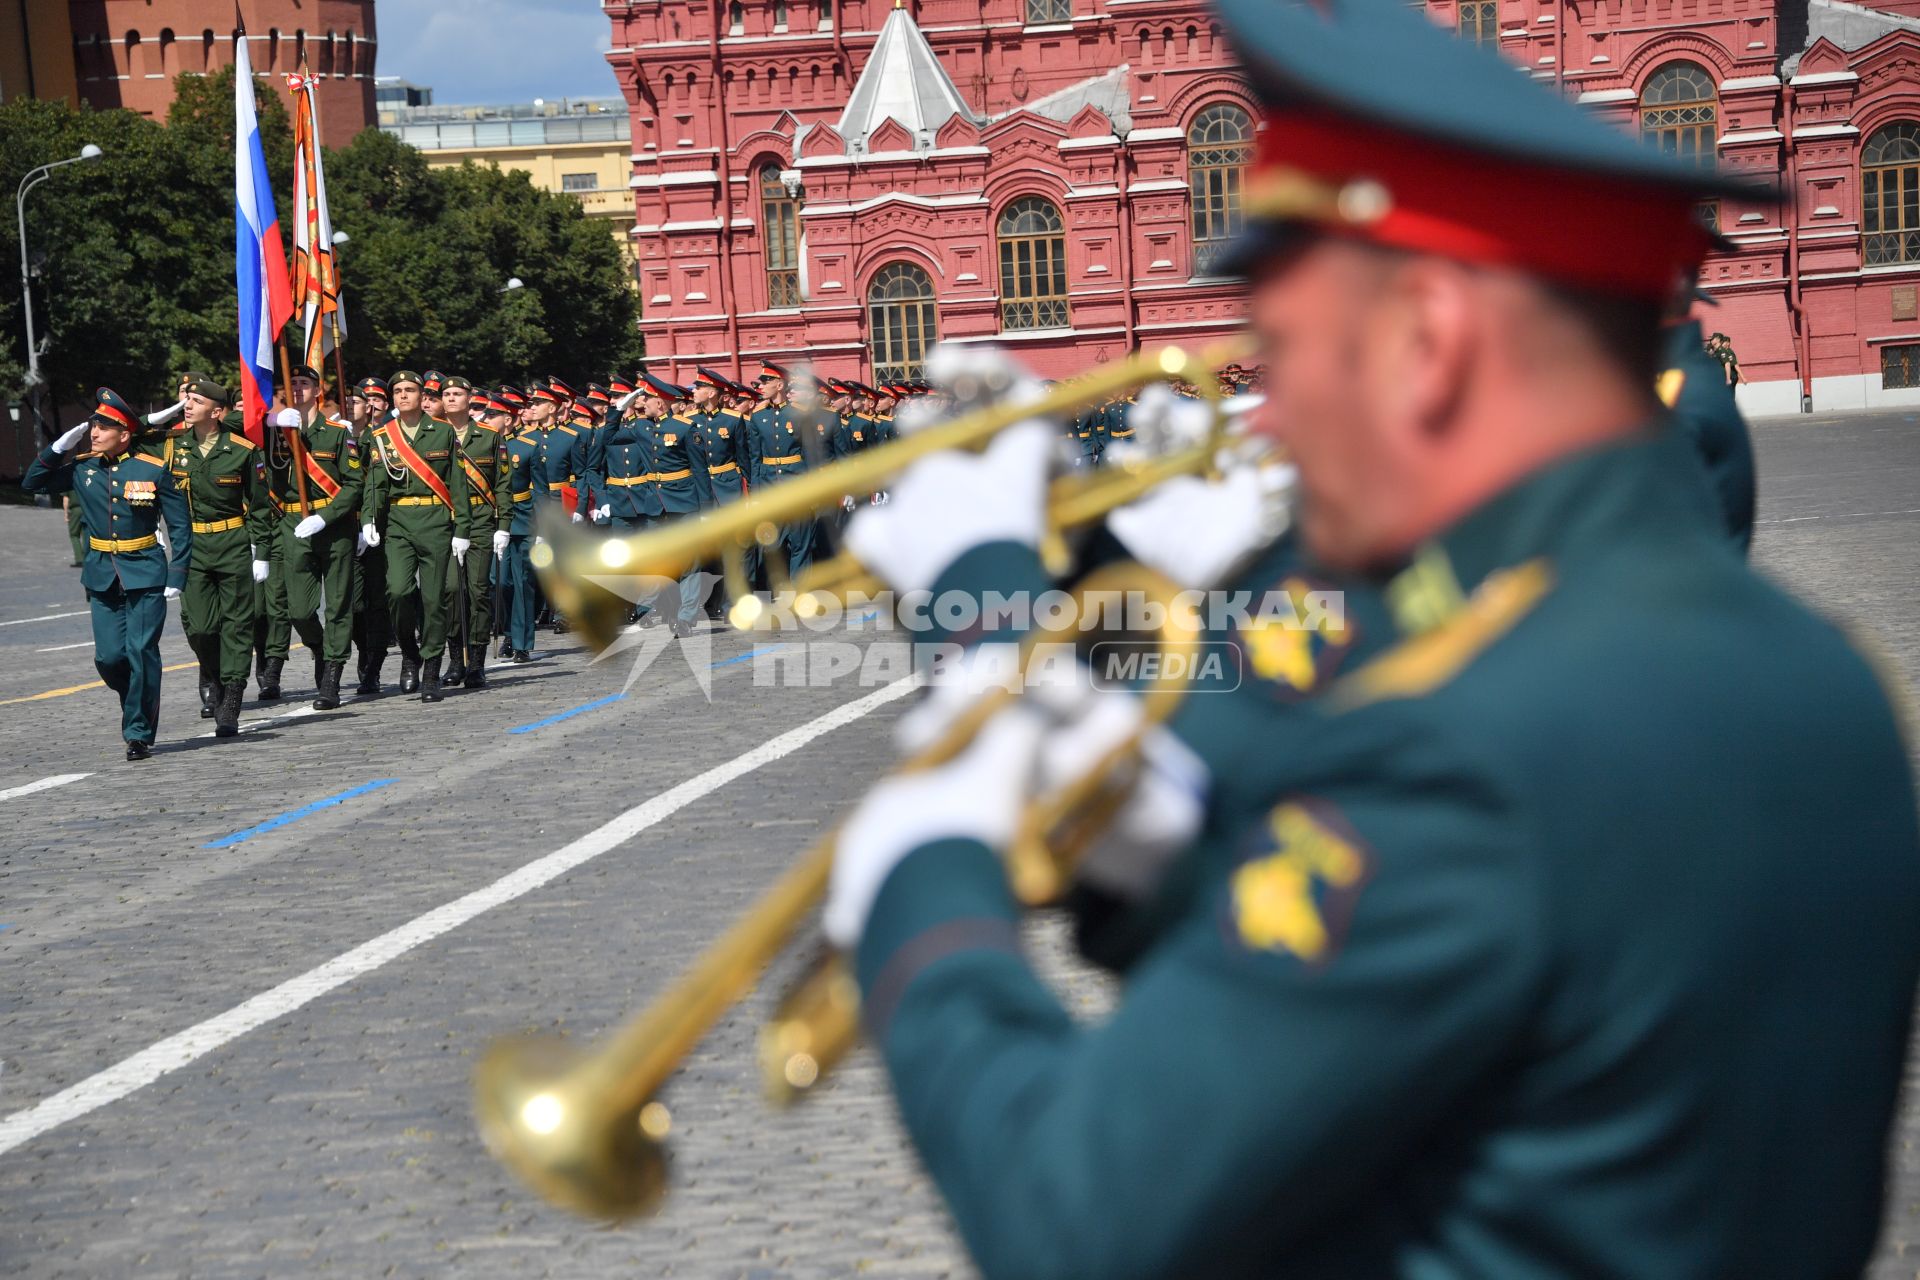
[774,0,789,29]
[1458,1,1498,46]
[998,196,1069,331]
[869,263,937,383]
[1188,103,1253,277]
[760,163,802,308]
[1864,123,1920,266]
[729,1,744,33]
[1028,0,1073,22]
[1640,62,1717,167]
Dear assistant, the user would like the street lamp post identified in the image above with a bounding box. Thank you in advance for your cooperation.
[15,143,104,438]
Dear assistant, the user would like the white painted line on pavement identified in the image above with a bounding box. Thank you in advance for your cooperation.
[0,773,93,803]
[0,676,918,1156]
[1757,506,1920,525]
[34,642,92,653]
[0,611,87,629]
[196,705,320,740]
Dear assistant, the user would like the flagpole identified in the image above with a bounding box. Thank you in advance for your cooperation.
[278,336,313,517]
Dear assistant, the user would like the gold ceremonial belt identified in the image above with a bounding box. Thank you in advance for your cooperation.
[512,490,534,502]
[654,468,692,482]
[707,462,739,475]
[90,534,159,553]
[760,454,802,466]
[395,495,442,506]
[192,516,246,534]
[469,496,491,506]
[606,475,654,487]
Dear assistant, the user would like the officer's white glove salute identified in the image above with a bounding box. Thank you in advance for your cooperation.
[492,529,510,557]
[293,514,327,540]
[52,422,90,453]
[145,399,187,427]
[451,537,471,564]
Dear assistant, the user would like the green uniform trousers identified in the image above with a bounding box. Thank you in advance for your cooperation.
[254,536,292,662]
[385,506,455,661]
[89,582,168,744]
[280,519,357,664]
[184,557,258,685]
[445,543,493,650]
[65,499,86,566]
[353,540,393,663]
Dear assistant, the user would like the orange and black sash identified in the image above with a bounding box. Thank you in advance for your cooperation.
[287,430,343,501]
[378,425,454,509]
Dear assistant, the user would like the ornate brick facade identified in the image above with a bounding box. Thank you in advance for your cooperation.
[66,1,376,145]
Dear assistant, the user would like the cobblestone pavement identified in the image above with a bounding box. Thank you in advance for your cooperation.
[1,407,1917,1279]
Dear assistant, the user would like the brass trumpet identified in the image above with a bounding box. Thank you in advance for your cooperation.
[528,336,1258,650]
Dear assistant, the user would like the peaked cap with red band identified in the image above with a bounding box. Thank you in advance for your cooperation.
[530,386,559,404]
[549,376,577,400]
[609,375,636,396]
[693,366,733,392]
[1213,0,1756,301]
[91,387,136,430]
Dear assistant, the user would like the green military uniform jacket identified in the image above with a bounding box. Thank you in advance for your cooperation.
[363,416,473,537]
[856,433,1920,1279]
[169,428,273,574]
[24,441,193,592]
[266,416,362,527]
[451,420,511,535]
[746,404,805,488]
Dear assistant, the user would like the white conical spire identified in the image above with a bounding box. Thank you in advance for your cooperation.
[837,2,977,152]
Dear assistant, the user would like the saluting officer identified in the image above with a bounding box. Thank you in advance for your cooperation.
[496,387,545,664]
[348,375,395,695]
[360,370,472,703]
[439,376,509,688]
[24,389,192,760]
[636,372,711,636]
[171,378,271,736]
[270,364,362,710]
[744,361,817,578]
[823,0,1920,1275]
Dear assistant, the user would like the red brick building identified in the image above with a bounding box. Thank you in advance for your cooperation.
[66,0,376,144]
[605,0,1255,386]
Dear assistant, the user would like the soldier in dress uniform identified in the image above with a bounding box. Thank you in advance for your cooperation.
[1659,307,1756,553]
[24,389,193,760]
[636,372,711,636]
[440,375,509,688]
[360,371,472,702]
[744,362,819,581]
[348,375,395,695]
[820,0,1920,1275]
[496,388,545,664]
[270,364,362,709]
[171,378,271,736]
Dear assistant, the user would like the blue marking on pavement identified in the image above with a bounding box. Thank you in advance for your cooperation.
[853,610,880,624]
[506,692,627,735]
[711,644,786,669]
[203,779,397,849]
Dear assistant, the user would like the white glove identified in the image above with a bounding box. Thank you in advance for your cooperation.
[534,536,548,549]
[293,514,327,540]
[251,559,270,583]
[571,510,585,524]
[360,522,381,548]
[146,399,187,427]
[593,505,611,523]
[52,422,89,453]
[451,537,471,564]
[274,408,302,430]
[1106,465,1290,590]
[824,705,1047,949]
[894,642,1026,756]
[844,421,1053,594]
[163,586,182,600]
[492,529,510,557]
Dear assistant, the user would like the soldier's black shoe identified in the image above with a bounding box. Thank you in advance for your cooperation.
[399,655,422,695]
[552,615,573,636]
[638,613,660,630]
[214,682,244,737]
[498,635,513,657]
[356,659,384,697]
[258,657,284,701]
[312,661,345,711]
[512,649,532,664]
[668,619,693,639]
[421,657,444,703]
[199,677,217,719]
[125,740,152,762]
[464,643,488,689]
[444,647,468,685]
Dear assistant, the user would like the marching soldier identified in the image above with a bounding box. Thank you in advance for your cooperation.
[440,375,509,688]
[497,388,545,663]
[687,367,747,509]
[533,382,585,634]
[269,365,362,709]
[634,372,710,636]
[349,375,395,695]
[360,371,472,703]
[744,361,815,579]
[24,389,193,760]
[1659,311,1756,553]
[171,379,271,737]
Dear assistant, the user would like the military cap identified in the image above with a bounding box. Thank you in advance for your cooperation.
[586,383,611,406]
[549,376,577,401]
[754,361,789,383]
[390,370,424,390]
[470,390,493,412]
[289,362,322,383]
[1212,0,1745,298]
[90,387,136,429]
[422,370,445,393]
[179,369,214,387]
[568,402,595,425]
[640,371,687,401]
[610,375,636,397]
[530,385,559,404]
[356,376,389,398]
[482,397,516,419]
[443,374,473,391]
[185,377,230,408]
[497,386,527,408]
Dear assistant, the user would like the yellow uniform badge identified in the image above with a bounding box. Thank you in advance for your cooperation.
[1231,801,1372,963]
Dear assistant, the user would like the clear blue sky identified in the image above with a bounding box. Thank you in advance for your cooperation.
[376,0,622,106]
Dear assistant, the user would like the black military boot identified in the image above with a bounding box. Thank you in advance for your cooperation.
[357,654,385,697]
[512,649,532,664]
[199,676,218,719]
[214,681,244,738]
[464,643,488,689]
[398,653,422,695]
[258,656,284,701]
[444,643,468,685]
[420,656,444,703]
[312,661,345,711]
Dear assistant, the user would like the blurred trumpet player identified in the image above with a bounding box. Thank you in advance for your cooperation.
[820,0,1920,1275]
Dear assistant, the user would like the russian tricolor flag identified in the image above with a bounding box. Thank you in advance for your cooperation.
[235,32,294,445]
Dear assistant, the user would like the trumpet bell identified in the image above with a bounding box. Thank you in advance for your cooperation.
[529,512,662,652]
[473,1032,671,1221]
